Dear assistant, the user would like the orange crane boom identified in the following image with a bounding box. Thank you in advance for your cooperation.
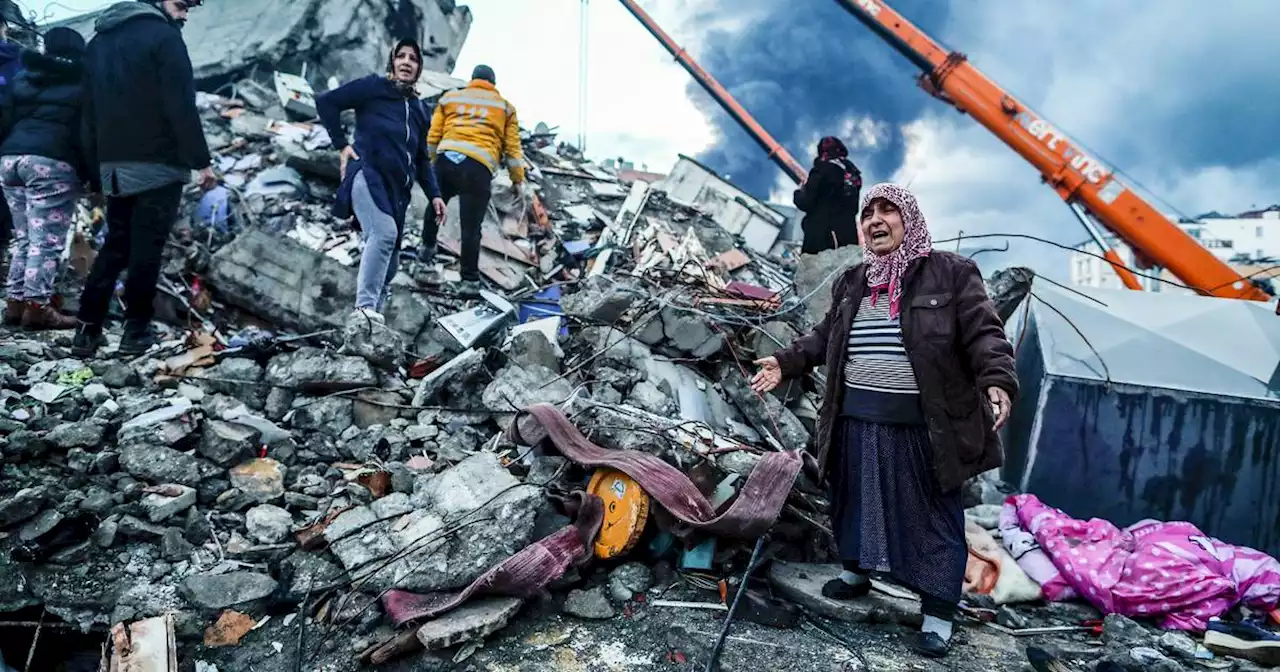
[834,0,1272,301]
[617,0,809,185]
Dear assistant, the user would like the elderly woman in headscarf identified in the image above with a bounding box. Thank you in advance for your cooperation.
[793,136,862,254]
[751,183,1017,658]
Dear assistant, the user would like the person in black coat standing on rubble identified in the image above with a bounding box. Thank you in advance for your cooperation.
[0,27,90,331]
[71,0,218,358]
[794,136,862,255]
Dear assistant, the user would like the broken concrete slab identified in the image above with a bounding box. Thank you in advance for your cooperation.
[51,0,472,100]
[507,329,562,373]
[563,586,615,620]
[228,458,286,504]
[182,572,278,611]
[326,453,541,593]
[200,357,267,410]
[210,230,432,341]
[794,247,861,328]
[245,504,293,544]
[290,396,356,435]
[44,420,105,450]
[415,596,524,651]
[482,364,575,415]
[560,275,643,324]
[199,420,261,467]
[119,403,202,448]
[120,443,205,487]
[768,562,921,627]
[718,362,810,450]
[0,486,49,529]
[265,346,377,392]
[340,315,406,371]
[142,485,198,523]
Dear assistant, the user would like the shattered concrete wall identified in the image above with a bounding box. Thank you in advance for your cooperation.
[48,0,471,92]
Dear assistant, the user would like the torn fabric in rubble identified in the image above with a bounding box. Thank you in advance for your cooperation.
[1006,494,1280,631]
[510,402,804,540]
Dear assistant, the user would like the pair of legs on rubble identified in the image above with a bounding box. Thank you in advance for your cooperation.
[823,418,967,658]
[73,182,183,357]
[419,153,492,285]
[0,155,81,330]
[351,170,401,322]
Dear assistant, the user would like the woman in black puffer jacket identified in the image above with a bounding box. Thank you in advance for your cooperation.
[0,27,88,331]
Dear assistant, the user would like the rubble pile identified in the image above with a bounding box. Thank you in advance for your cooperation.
[1,59,1275,672]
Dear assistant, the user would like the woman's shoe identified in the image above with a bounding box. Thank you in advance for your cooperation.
[3,299,25,326]
[821,577,872,600]
[21,301,77,330]
[914,631,952,658]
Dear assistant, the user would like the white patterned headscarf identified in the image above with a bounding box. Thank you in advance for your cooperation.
[859,182,933,319]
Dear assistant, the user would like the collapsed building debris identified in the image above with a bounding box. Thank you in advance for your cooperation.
[3,22,1279,672]
[50,0,472,96]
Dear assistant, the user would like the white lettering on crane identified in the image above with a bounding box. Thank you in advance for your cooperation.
[853,0,881,17]
[1016,111,1110,184]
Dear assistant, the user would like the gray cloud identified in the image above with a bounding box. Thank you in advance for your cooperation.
[677,0,1280,278]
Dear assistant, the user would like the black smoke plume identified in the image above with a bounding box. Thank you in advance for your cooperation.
[684,0,952,198]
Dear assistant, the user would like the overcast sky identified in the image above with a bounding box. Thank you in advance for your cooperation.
[34,0,1280,279]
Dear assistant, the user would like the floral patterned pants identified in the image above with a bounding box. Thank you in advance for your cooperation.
[1,155,81,303]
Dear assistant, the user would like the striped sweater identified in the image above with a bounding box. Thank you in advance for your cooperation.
[843,294,920,394]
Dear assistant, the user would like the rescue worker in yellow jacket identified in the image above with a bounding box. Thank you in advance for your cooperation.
[420,64,525,289]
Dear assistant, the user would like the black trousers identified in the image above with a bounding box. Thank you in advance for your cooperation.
[77,182,183,327]
[422,155,492,282]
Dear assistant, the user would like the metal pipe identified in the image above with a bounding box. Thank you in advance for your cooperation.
[704,535,767,672]
[617,0,808,184]
[1068,202,1144,290]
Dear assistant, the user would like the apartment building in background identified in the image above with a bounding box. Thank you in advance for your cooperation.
[1069,206,1280,294]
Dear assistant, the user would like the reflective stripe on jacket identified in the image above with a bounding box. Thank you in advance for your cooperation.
[427,79,525,183]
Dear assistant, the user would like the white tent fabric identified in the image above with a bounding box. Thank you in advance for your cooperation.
[1010,283,1280,402]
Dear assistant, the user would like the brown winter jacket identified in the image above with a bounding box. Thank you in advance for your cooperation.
[773,251,1018,493]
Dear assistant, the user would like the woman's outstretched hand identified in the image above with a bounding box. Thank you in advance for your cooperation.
[750,356,782,394]
[339,145,360,180]
[987,386,1011,430]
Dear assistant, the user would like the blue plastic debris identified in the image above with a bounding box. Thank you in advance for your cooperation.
[518,285,568,336]
[680,538,716,571]
[563,240,592,256]
[196,186,232,232]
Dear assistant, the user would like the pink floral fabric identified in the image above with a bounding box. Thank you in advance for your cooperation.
[1006,494,1280,631]
[859,182,932,319]
[1,155,81,303]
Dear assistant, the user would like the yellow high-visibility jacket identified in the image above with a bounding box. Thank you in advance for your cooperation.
[427,79,525,184]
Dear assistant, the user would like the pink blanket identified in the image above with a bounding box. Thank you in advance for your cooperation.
[1006,494,1280,631]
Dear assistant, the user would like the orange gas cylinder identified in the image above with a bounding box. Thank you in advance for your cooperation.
[586,468,650,559]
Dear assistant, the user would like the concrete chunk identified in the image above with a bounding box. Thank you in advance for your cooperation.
[415,597,523,650]
[182,572,278,610]
[142,485,197,523]
[767,562,921,626]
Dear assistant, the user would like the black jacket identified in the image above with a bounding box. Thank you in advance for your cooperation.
[774,252,1018,492]
[0,50,89,180]
[81,2,211,189]
[793,157,861,254]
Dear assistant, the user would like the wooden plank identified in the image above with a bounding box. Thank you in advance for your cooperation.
[438,238,525,290]
[708,249,751,273]
[107,615,177,672]
[480,230,537,266]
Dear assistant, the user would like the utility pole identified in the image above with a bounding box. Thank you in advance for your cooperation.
[577,0,589,154]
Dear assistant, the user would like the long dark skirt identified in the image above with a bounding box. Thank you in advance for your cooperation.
[830,417,966,607]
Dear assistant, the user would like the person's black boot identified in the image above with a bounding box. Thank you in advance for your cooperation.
[915,631,952,658]
[71,322,106,358]
[118,320,157,356]
[821,577,872,600]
